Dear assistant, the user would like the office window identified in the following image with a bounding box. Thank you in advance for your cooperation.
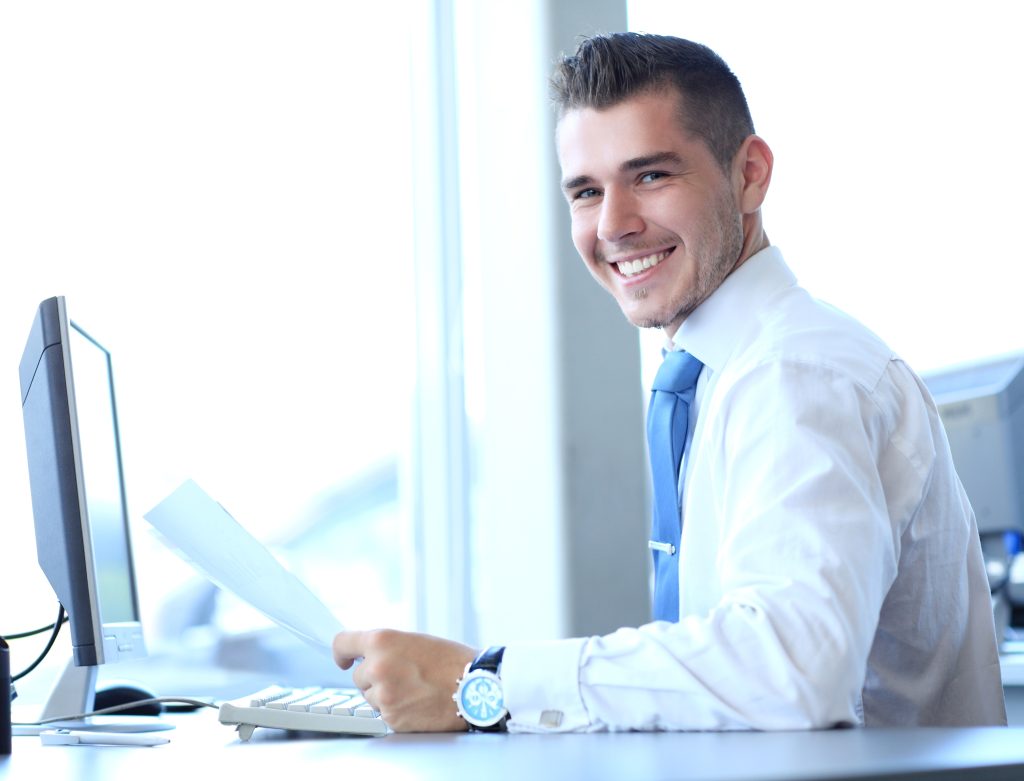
[0,2,421,668]
[629,1,1024,381]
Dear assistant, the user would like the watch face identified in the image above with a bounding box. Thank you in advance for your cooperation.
[459,671,505,726]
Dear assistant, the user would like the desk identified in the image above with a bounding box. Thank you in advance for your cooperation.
[3,712,1024,781]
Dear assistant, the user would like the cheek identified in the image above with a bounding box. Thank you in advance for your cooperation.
[570,219,594,261]
[571,223,615,288]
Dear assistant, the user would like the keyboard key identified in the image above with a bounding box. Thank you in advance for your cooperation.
[247,685,291,707]
[287,692,336,712]
[266,688,318,710]
[353,705,379,718]
[310,694,352,714]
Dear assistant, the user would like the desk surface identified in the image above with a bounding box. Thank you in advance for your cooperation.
[3,713,1024,781]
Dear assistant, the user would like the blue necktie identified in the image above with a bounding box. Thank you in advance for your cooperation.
[647,350,703,622]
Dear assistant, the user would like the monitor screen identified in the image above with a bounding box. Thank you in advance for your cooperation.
[924,352,1024,535]
[19,296,146,667]
[67,323,138,626]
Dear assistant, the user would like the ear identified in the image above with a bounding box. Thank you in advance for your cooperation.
[733,135,773,214]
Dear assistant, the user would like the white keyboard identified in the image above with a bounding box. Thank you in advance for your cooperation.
[218,685,389,741]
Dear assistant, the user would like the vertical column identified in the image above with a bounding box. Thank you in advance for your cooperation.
[461,0,647,644]
[408,0,475,643]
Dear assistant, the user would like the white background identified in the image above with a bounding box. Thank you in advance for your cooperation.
[0,2,417,665]
[630,1,1024,379]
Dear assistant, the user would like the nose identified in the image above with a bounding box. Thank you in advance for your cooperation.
[597,187,644,243]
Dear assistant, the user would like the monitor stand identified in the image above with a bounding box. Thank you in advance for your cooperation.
[37,659,173,733]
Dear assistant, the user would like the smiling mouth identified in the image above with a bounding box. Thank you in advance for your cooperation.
[614,249,673,278]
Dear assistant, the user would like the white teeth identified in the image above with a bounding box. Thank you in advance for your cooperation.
[615,250,670,277]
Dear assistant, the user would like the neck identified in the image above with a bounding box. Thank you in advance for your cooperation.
[738,211,769,267]
[661,214,770,341]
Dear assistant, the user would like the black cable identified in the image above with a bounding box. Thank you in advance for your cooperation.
[11,604,66,683]
[13,697,219,727]
[2,611,69,641]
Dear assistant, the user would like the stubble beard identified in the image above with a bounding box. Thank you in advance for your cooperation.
[635,196,745,331]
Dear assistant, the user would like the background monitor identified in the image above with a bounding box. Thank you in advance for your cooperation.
[923,352,1024,536]
[19,296,152,726]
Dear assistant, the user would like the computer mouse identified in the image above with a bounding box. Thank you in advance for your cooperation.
[93,684,163,716]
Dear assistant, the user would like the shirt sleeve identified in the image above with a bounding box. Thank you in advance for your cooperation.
[503,358,913,732]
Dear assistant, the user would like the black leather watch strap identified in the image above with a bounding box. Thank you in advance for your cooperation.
[470,645,506,675]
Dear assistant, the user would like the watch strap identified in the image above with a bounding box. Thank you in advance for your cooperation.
[469,645,505,675]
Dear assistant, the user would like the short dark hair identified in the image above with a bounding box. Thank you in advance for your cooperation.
[552,33,755,172]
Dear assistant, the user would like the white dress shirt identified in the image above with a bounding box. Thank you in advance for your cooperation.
[502,246,1006,732]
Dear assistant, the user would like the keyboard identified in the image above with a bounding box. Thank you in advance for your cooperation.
[218,685,389,741]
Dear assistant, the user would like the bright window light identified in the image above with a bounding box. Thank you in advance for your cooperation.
[629,1,1024,382]
[0,2,418,661]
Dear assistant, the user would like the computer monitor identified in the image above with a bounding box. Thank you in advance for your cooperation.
[18,296,156,728]
[923,352,1024,535]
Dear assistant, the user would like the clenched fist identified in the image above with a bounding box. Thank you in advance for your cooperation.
[333,628,477,732]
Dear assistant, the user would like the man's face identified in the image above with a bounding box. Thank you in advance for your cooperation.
[557,90,745,336]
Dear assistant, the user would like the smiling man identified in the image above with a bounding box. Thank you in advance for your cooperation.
[333,32,1007,732]
[558,91,765,334]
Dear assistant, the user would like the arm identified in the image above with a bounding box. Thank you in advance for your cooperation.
[335,360,914,733]
[503,358,910,731]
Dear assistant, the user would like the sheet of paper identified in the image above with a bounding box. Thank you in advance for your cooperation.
[143,479,343,654]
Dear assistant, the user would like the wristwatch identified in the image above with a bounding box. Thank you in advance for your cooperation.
[453,646,508,731]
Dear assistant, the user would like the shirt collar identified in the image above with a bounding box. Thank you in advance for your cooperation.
[671,246,797,373]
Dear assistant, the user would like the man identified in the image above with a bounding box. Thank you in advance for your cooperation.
[333,32,1006,732]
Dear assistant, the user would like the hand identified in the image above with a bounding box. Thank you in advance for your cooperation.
[333,628,477,732]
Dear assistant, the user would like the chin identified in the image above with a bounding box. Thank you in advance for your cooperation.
[618,299,676,331]
[621,308,669,331]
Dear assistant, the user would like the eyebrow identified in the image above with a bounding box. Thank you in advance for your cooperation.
[560,151,686,192]
[623,151,684,171]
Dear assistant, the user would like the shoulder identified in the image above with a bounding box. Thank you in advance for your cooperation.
[729,284,895,395]
[706,285,938,452]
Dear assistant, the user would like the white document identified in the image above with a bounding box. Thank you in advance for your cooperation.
[143,479,343,654]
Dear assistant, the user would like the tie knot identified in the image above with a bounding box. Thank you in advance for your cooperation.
[651,350,703,393]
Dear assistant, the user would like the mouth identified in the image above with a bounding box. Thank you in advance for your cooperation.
[612,248,674,279]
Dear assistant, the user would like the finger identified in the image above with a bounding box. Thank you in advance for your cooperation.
[351,662,373,698]
[332,630,368,669]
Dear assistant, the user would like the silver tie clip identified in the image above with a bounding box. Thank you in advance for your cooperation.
[648,540,676,556]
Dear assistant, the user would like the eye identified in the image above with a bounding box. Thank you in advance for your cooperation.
[639,171,667,184]
[573,187,600,201]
